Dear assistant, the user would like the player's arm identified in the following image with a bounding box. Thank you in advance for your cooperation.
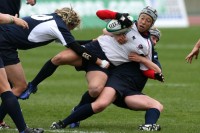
[142,70,164,82]
[102,28,128,45]
[102,28,114,36]
[185,39,200,63]
[26,0,36,6]
[128,52,164,82]
[143,49,164,82]
[0,13,28,29]
[96,10,132,28]
[67,41,109,68]
[96,10,117,20]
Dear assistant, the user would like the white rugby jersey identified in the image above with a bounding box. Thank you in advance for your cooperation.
[98,23,152,71]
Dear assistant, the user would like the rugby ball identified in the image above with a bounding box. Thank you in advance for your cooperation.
[106,16,133,34]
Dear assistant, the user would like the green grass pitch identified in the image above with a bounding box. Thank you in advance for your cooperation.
[2,26,200,133]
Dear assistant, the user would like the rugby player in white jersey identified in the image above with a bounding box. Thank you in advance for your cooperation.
[49,7,164,131]
[20,6,162,101]
[17,6,163,131]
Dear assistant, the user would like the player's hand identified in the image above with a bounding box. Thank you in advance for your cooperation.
[116,13,133,29]
[100,60,110,69]
[128,52,144,62]
[185,47,199,64]
[114,34,127,44]
[154,72,164,82]
[26,0,36,6]
[13,14,29,29]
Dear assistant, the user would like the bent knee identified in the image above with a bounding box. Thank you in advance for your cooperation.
[93,101,108,113]
[153,102,163,112]
[158,103,164,112]
[12,82,27,91]
[88,84,104,98]
[51,54,66,65]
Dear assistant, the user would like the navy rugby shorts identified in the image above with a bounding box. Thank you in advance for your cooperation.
[0,33,20,68]
[105,62,148,109]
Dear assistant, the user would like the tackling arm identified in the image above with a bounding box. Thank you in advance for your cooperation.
[128,52,164,82]
[67,42,109,68]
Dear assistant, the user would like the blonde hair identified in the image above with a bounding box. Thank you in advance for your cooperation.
[55,7,81,29]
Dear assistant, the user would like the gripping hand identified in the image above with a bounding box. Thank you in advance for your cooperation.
[116,13,133,29]
[154,73,164,82]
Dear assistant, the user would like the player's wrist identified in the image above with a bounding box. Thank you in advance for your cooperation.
[100,60,109,68]
[9,15,14,24]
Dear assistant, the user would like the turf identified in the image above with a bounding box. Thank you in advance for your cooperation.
[2,26,200,133]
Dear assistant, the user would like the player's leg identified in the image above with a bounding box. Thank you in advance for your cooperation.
[91,87,117,112]
[0,66,26,132]
[86,70,108,98]
[51,86,116,129]
[125,95,163,131]
[31,48,82,87]
[0,63,27,128]
[19,48,82,99]
[74,71,108,109]
[5,63,27,97]
[71,70,107,110]
[69,69,108,128]
[0,65,44,133]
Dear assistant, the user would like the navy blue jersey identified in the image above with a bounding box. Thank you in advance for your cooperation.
[150,39,162,69]
[0,0,21,16]
[152,49,162,69]
[0,13,75,50]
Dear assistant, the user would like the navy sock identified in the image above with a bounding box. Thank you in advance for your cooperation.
[74,91,96,110]
[62,104,94,127]
[145,108,160,124]
[1,91,26,132]
[0,103,7,122]
[31,59,58,86]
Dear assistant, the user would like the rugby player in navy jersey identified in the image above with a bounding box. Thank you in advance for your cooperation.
[0,0,37,129]
[0,13,43,133]
[0,7,108,98]
[0,7,109,132]
[49,7,164,131]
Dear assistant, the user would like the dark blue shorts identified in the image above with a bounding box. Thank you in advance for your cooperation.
[0,33,20,68]
[105,62,148,109]
[76,40,114,76]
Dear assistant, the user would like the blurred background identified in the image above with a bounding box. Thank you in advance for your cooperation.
[20,0,200,28]
[185,0,200,25]
[3,1,198,133]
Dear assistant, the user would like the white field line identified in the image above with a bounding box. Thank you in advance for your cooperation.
[146,83,188,87]
[158,44,193,49]
[5,129,106,133]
